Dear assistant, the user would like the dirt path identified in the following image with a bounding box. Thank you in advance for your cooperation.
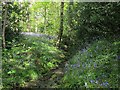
[25,60,68,88]
[21,32,68,88]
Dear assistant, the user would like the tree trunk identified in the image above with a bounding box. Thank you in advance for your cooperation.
[68,0,73,32]
[58,1,64,46]
[44,5,47,31]
[2,3,7,48]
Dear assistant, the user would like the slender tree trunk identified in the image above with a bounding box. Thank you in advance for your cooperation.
[2,3,7,48]
[26,6,30,32]
[44,5,47,31]
[68,0,73,32]
[58,1,64,46]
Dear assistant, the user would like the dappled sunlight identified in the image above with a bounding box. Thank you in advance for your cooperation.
[2,1,120,89]
[2,36,64,88]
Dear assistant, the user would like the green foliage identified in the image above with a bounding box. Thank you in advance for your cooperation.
[62,2,120,68]
[2,2,120,88]
[23,2,60,35]
[73,2,120,34]
[60,2,120,88]
[2,2,30,48]
[61,40,119,88]
[2,36,64,88]
[63,2,120,51]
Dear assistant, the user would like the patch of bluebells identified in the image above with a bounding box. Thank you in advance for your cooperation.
[91,77,109,87]
[64,63,81,74]
[100,82,109,87]
[90,80,95,83]
[70,64,80,68]
[94,63,97,68]
[90,80,99,84]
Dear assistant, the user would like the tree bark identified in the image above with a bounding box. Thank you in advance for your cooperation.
[44,5,47,31]
[58,1,64,46]
[2,3,7,48]
[68,0,73,31]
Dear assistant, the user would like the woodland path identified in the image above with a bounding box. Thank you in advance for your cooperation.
[26,60,68,88]
[21,32,68,88]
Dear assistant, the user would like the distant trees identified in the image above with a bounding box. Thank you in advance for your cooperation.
[26,2,60,35]
[2,1,63,48]
[2,2,120,49]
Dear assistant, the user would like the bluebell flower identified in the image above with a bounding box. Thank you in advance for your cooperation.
[101,82,109,86]
[94,63,97,68]
[71,64,80,68]
[90,80,95,83]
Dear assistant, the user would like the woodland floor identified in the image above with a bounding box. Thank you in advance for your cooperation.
[22,32,68,88]
[26,60,68,88]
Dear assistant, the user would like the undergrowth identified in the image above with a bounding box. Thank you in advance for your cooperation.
[2,36,64,88]
[60,39,120,88]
